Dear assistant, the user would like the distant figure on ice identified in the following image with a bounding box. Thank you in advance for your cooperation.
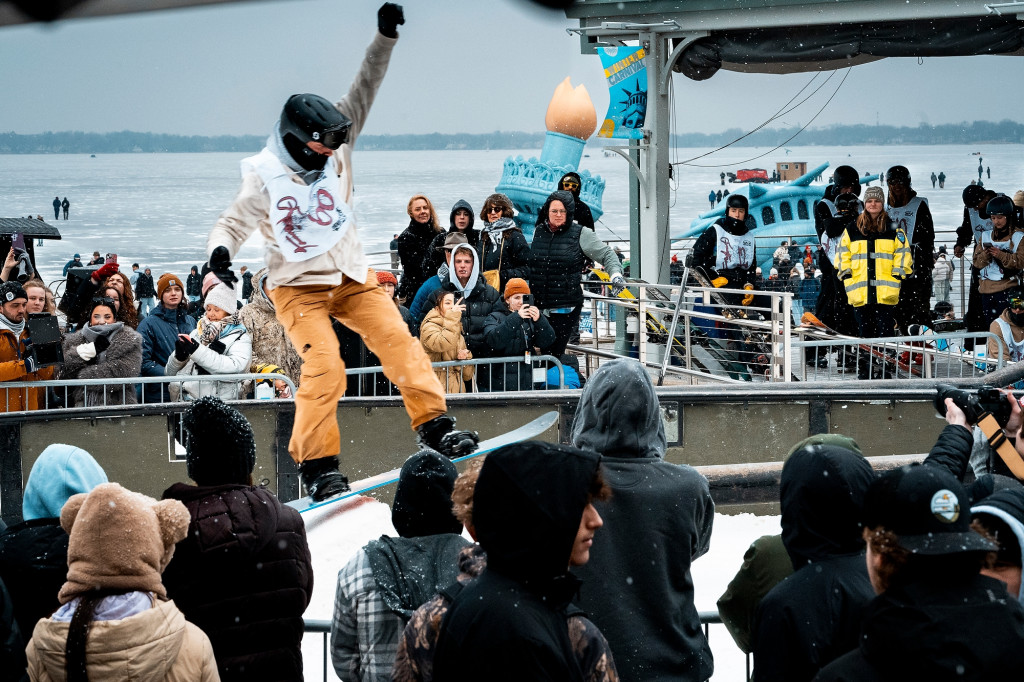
[988,166,992,179]
[980,160,985,181]
[60,197,69,220]
[708,190,716,208]
[62,253,82,276]
[938,171,946,188]
[204,3,477,502]
[931,172,937,188]
[51,197,60,221]
[716,189,723,204]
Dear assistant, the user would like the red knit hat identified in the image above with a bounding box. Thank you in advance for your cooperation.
[376,271,398,286]
[503,278,530,300]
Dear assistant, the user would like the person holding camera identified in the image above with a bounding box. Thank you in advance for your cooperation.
[59,296,142,407]
[0,281,55,412]
[483,278,555,391]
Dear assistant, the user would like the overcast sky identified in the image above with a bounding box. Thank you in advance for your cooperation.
[1,0,1022,138]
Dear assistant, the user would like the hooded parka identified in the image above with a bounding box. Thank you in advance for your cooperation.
[570,359,714,682]
[423,200,483,275]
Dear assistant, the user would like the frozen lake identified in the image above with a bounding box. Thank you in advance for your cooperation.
[0,143,1019,291]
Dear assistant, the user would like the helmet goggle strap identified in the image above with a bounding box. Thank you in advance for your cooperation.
[317,122,351,151]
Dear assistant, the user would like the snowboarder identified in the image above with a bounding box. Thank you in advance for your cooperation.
[205,3,477,503]
[886,165,935,330]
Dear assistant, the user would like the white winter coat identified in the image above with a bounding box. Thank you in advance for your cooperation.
[165,323,252,401]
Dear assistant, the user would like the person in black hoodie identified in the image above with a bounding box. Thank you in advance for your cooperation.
[162,397,313,682]
[752,435,876,682]
[432,441,617,682]
[813,166,860,338]
[558,171,595,230]
[423,199,482,276]
[185,265,202,304]
[331,450,469,681]
[815,463,1024,681]
[397,194,443,303]
[481,278,555,391]
[570,358,714,682]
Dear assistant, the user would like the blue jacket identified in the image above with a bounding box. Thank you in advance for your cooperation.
[137,304,196,401]
[409,274,444,325]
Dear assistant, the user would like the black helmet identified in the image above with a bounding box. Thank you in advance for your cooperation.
[962,184,987,208]
[834,192,860,216]
[280,94,352,150]
[886,165,911,187]
[725,194,748,213]
[832,165,861,196]
[986,194,1015,218]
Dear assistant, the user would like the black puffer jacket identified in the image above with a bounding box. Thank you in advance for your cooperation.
[397,219,442,302]
[529,221,588,309]
[482,308,556,390]
[0,519,68,637]
[433,442,604,682]
[481,218,531,291]
[161,483,313,682]
[423,199,482,275]
[571,359,715,682]
[815,573,1024,681]
[753,441,876,682]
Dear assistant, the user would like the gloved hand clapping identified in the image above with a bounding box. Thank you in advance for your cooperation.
[209,246,238,287]
[174,335,199,361]
[610,274,627,297]
[377,3,404,38]
[76,342,97,362]
[93,335,111,354]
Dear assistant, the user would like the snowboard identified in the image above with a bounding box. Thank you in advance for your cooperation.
[286,411,559,513]
[800,311,920,377]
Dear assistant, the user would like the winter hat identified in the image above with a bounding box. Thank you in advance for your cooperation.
[376,270,398,286]
[503,278,530,300]
[182,396,256,486]
[157,272,184,299]
[58,482,190,603]
[201,271,220,297]
[391,449,462,538]
[204,281,237,315]
[769,268,779,277]
[438,232,469,252]
[22,444,108,521]
[0,281,26,303]
[863,463,997,556]
[864,186,885,203]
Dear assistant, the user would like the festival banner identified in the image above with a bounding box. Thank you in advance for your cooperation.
[597,46,648,139]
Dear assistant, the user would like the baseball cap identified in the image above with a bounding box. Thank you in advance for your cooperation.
[863,463,997,555]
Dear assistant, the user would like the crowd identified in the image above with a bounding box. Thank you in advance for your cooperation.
[2,366,1024,681]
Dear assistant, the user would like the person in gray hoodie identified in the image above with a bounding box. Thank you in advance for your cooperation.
[570,358,715,682]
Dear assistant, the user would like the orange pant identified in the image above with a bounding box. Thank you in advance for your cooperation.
[270,272,447,464]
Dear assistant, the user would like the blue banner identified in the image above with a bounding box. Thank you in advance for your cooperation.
[597,46,648,139]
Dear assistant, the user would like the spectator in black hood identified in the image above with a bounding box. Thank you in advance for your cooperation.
[815,463,1024,681]
[432,441,618,682]
[331,450,469,681]
[571,358,714,682]
[753,435,876,682]
[423,199,481,276]
[558,171,595,230]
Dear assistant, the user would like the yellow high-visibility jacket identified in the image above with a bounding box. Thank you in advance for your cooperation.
[834,220,913,307]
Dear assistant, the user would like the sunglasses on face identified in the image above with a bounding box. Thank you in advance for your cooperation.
[561,180,580,190]
[487,206,503,214]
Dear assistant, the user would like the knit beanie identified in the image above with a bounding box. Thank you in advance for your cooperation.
[22,444,108,521]
[503,278,531,300]
[157,273,184,300]
[202,271,221,298]
[376,271,398,286]
[183,396,256,486]
[0,281,27,303]
[864,186,885,203]
[392,450,462,538]
[204,281,237,315]
[58,482,190,603]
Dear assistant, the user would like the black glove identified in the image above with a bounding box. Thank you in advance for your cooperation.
[93,335,110,354]
[209,246,238,287]
[174,336,199,361]
[378,3,404,38]
[208,339,226,355]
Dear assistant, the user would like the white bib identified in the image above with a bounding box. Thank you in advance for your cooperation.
[242,148,353,262]
[817,198,861,263]
[980,231,1024,282]
[969,208,993,243]
[886,196,925,244]
[713,224,755,270]
[996,317,1024,363]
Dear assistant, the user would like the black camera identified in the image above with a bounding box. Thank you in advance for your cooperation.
[934,383,1012,427]
[522,294,534,308]
[26,313,63,368]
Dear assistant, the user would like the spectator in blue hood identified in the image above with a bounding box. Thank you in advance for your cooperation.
[0,444,107,638]
[571,358,714,682]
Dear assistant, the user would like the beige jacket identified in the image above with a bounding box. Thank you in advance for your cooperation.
[420,308,474,393]
[26,597,219,681]
[207,32,397,290]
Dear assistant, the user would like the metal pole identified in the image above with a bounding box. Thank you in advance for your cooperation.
[659,271,689,385]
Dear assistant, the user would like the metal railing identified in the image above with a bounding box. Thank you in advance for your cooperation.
[340,355,566,397]
[302,610,750,682]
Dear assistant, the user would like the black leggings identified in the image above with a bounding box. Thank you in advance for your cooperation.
[545,307,581,357]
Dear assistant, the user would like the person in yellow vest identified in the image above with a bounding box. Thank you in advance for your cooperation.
[835,186,913,343]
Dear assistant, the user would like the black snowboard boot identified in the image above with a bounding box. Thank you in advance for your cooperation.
[298,455,350,502]
[417,415,479,459]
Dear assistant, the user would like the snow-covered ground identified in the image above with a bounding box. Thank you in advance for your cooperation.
[300,496,781,681]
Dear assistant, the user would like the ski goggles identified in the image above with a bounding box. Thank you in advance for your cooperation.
[1010,296,1024,310]
[317,118,352,150]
